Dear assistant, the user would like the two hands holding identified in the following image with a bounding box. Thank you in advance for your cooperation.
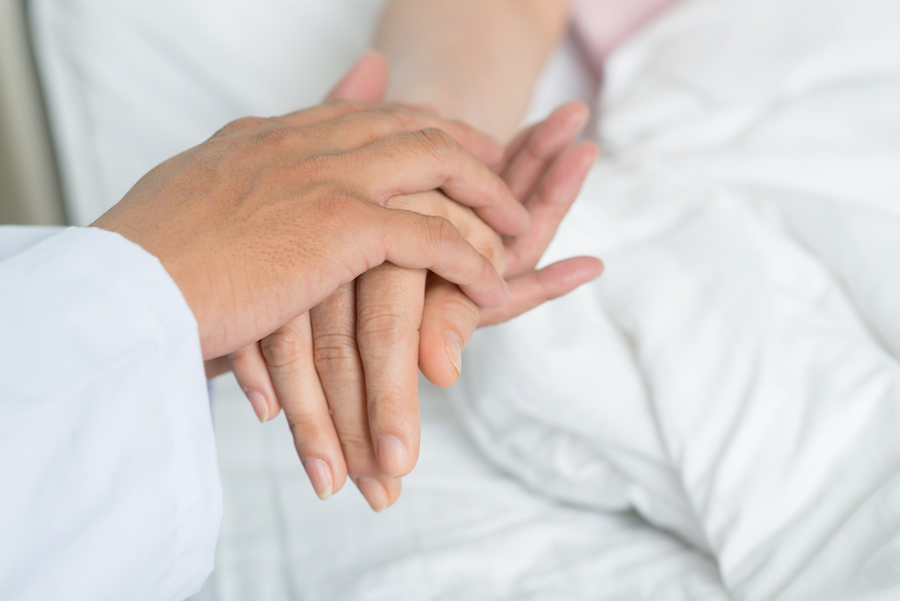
[94,53,602,512]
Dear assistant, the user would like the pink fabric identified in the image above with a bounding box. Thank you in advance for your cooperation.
[570,0,681,72]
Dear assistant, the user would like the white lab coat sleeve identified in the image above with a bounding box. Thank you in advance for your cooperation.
[0,226,222,601]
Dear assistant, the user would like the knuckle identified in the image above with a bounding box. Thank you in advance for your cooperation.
[424,214,458,253]
[254,123,295,148]
[384,191,432,214]
[425,275,484,329]
[382,110,418,134]
[217,116,266,137]
[366,393,414,430]
[415,127,455,161]
[300,153,333,180]
[285,411,325,439]
[319,188,363,224]
[444,290,484,326]
[301,154,359,190]
[312,332,359,372]
[479,233,506,272]
[286,417,339,454]
[356,307,410,352]
[260,327,308,370]
[337,433,377,468]
[361,110,409,140]
[324,99,368,113]
[211,117,265,139]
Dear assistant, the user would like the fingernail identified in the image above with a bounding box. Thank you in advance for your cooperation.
[301,458,333,500]
[376,435,408,478]
[501,279,511,303]
[443,331,463,379]
[356,477,389,512]
[246,389,269,423]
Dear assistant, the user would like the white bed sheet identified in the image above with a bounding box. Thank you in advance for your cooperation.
[191,374,727,601]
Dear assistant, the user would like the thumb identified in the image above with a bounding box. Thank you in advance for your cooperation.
[327,50,390,102]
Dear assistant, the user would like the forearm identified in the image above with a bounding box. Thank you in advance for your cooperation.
[374,0,569,142]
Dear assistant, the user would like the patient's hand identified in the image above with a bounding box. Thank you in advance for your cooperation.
[224,54,601,510]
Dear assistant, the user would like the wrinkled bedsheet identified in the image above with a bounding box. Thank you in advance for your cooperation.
[455,0,900,599]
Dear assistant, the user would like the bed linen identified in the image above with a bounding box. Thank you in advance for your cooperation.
[455,0,900,599]
[29,0,900,598]
[189,375,727,600]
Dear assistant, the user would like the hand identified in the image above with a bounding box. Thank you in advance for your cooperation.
[419,103,603,386]
[218,53,508,509]
[227,54,601,511]
[92,84,529,361]
[321,104,600,512]
[231,99,600,512]
[231,189,505,510]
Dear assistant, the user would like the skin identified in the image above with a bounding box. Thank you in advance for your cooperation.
[376,0,570,142]
[92,97,535,363]
[231,1,597,512]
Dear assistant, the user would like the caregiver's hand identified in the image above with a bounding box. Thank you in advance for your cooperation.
[91,101,526,360]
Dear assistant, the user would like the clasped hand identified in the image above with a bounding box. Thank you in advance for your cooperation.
[205,54,602,511]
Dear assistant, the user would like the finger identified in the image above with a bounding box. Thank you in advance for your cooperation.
[327,51,390,102]
[261,313,346,501]
[502,101,589,203]
[310,283,401,511]
[488,102,586,190]
[383,190,503,390]
[347,202,510,310]
[479,257,604,326]
[343,128,528,236]
[204,356,231,380]
[491,122,535,175]
[355,264,427,478]
[386,190,506,273]
[504,141,599,275]
[418,257,605,388]
[418,274,483,388]
[230,342,280,422]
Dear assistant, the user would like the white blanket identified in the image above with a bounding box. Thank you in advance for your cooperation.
[31,0,900,598]
[455,0,900,598]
